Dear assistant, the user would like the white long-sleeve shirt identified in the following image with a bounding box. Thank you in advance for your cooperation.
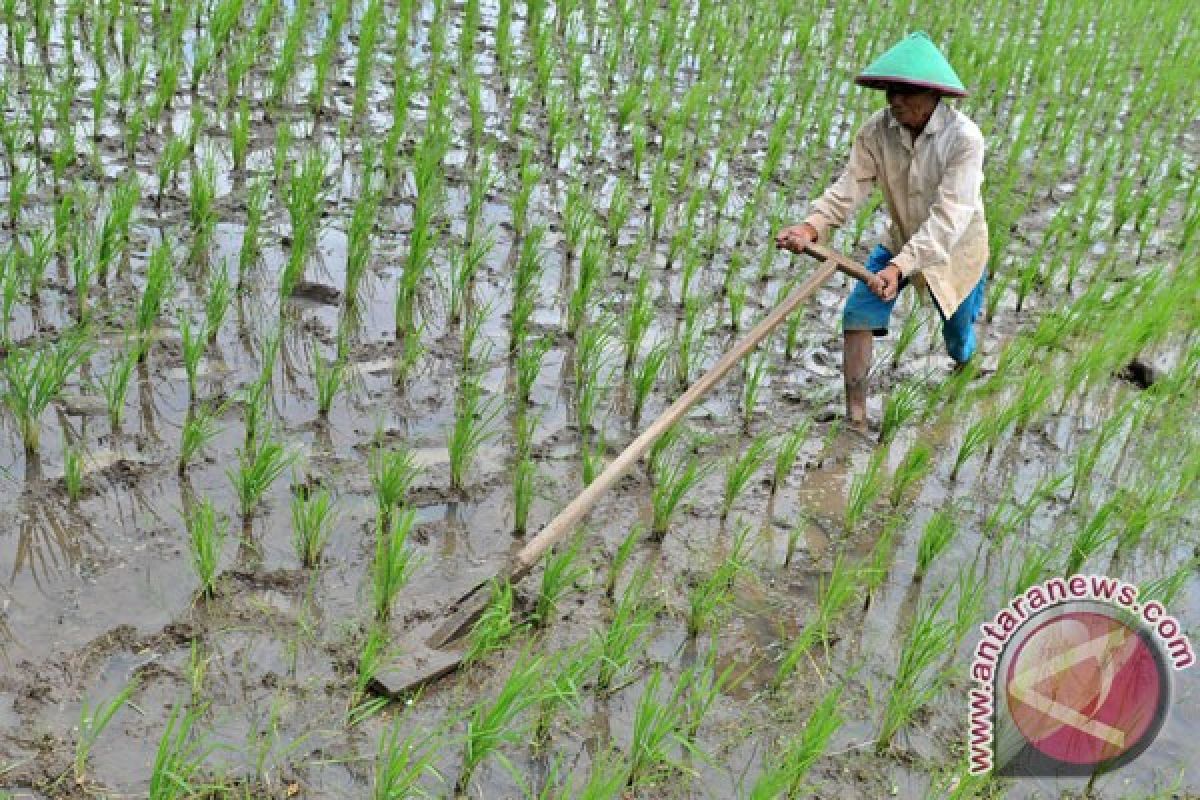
[803,102,989,318]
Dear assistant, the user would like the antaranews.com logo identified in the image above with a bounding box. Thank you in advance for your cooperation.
[967,573,1194,777]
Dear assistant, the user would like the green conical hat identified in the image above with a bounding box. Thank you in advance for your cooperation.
[855,31,968,97]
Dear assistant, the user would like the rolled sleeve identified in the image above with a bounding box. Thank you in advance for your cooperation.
[891,131,984,279]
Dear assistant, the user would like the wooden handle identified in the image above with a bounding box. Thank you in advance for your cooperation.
[508,257,842,582]
[803,241,877,284]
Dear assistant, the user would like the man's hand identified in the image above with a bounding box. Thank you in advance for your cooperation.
[775,222,817,254]
[873,263,902,302]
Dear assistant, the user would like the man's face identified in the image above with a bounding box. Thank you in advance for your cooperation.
[886,86,940,132]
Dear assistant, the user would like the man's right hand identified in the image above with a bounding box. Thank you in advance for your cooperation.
[775,222,818,254]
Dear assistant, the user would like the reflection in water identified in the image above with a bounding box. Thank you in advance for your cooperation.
[442,500,464,560]
[137,358,159,443]
[9,453,100,593]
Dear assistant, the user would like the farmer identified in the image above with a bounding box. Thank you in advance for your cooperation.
[775,32,989,434]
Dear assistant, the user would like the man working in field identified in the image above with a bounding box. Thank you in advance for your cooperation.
[776,32,989,434]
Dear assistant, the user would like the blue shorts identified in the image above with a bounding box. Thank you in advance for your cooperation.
[842,244,986,364]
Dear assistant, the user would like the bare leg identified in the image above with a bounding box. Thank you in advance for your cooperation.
[844,330,872,431]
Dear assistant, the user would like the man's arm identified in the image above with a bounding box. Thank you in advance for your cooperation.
[802,125,879,243]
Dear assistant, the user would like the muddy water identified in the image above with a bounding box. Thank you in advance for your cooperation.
[0,2,1198,800]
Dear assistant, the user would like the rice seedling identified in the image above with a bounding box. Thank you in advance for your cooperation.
[512,149,542,238]
[952,561,987,648]
[351,0,384,129]
[606,524,644,601]
[268,0,311,108]
[650,449,711,539]
[0,249,17,344]
[203,265,232,345]
[750,682,844,799]
[460,297,493,373]
[573,314,614,404]
[457,650,546,795]
[228,425,295,518]
[771,420,811,496]
[281,148,329,299]
[447,233,491,328]
[345,188,380,312]
[568,234,604,336]
[625,668,694,791]
[738,354,770,433]
[372,715,442,800]
[629,341,668,430]
[1069,404,1128,501]
[596,566,658,694]
[176,311,208,406]
[447,371,500,492]
[889,443,929,508]
[225,99,251,175]
[1140,558,1198,608]
[464,154,494,244]
[880,380,923,445]
[1065,499,1118,575]
[369,446,418,530]
[1,334,87,454]
[6,163,29,231]
[466,580,520,666]
[622,269,655,371]
[533,645,597,749]
[877,592,954,752]
[514,335,550,408]
[844,449,887,533]
[69,228,99,324]
[646,422,685,481]
[98,348,136,433]
[605,177,632,248]
[237,179,269,289]
[155,134,187,208]
[148,702,212,800]
[311,350,345,420]
[949,413,999,482]
[351,624,393,718]
[1004,541,1054,598]
[513,407,540,463]
[373,509,418,622]
[188,153,217,268]
[687,524,751,637]
[393,314,426,388]
[915,508,958,580]
[726,275,748,332]
[674,298,707,391]
[678,246,704,309]
[291,488,335,568]
[24,228,52,301]
[1113,484,1171,554]
[775,556,861,686]
[60,432,84,502]
[512,456,537,536]
[309,0,349,120]
[534,531,588,628]
[73,678,137,785]
[178,402,223,474]
[184,497,227,598]
[991,472,1069,546]
[721,433,771,522]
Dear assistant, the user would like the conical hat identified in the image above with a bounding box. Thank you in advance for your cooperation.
[855,31,968,97]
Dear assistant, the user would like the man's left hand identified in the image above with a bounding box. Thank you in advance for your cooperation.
[873,263,902,302]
